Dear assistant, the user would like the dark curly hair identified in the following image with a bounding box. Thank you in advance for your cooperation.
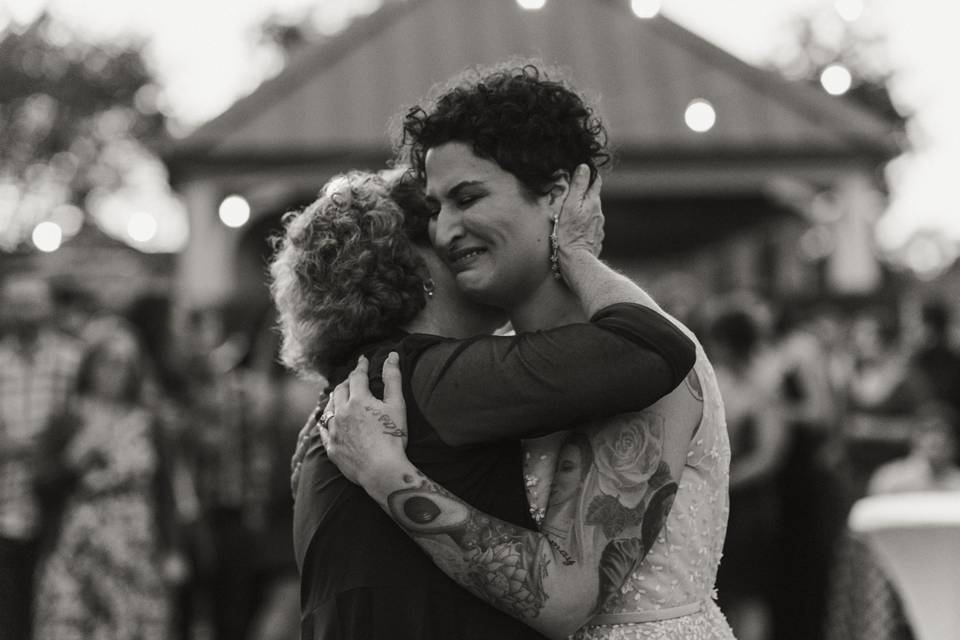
[269,170,429,379]
[398,60,610,197]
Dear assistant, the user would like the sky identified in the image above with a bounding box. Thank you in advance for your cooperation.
[1,0,958,258]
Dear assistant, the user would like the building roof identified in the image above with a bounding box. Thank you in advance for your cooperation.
[166,0,898,173]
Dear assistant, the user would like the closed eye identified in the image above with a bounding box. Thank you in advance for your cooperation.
[457,194,481,208]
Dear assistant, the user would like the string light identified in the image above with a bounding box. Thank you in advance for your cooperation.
[219,194,250,228]
[127,211,158,242]
[516,0,547,10]
[684,99,716,133]
[631,0,661,19]
[32,221,63,252]
[834,0,864,22]
[820,64,852,95]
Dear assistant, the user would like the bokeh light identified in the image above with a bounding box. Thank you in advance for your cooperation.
[127,210,158,242]
[684,99,716,132]
[32,221,63,252]
[903,233,953,280]
[820,64,853,95]
[50,204,84,238]
[631,0,661,19]
[834,0,864,23]
[219,194,250,228]
[516,0,547,10]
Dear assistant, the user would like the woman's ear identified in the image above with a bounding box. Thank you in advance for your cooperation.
[546,170,571,208]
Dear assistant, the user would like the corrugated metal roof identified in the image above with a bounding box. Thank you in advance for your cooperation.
[169,0,897,163]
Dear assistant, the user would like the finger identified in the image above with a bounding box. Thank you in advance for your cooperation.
[333,380,349,408]
[322,393,336,418]
[318,425,331,450]
[381,352,404,404]
[573,164,591,209]
[347,355,369,399]
[586,169,602,203]
[296,407,321,449]
[290,465,301,499]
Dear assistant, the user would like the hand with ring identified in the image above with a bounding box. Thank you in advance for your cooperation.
[319,352,409,488]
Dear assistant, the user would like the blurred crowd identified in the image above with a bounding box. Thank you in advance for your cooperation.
[2,269,959,640]
[0,273,314,640]
[695,291,960,640]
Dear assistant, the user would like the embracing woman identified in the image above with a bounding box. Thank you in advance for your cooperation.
[308,62,735,640]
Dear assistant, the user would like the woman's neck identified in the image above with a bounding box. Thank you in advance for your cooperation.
[403,297,506,339]
[509,277,585,333]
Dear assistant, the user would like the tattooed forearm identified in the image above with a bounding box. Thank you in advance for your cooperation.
[388,478,551,620]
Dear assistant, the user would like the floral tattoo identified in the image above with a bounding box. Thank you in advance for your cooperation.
[582,411,678,612]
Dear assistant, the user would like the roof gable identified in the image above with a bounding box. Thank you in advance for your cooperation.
[173,0,897,161]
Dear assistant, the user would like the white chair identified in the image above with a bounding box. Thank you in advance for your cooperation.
[849,492,960,640]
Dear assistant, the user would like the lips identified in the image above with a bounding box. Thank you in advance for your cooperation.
[447,246,488,269]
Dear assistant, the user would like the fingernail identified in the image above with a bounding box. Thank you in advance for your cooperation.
[388,351,399,363]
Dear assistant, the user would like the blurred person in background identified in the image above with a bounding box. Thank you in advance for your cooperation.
[868,401,960,494]
[180,304,276,640]
[126,292,205,640]
[823,400,959,640]
[769,302,839,640]
[833,309,922,504]
[32,317,180,640]
[708,304,789,640]
[908,299,960,425]
[49,276,100,340]
[0,274,82,640]
[243,312,316,640]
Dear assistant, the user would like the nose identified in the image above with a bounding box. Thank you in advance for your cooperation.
[432,205,464,254]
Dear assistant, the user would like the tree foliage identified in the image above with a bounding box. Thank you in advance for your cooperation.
[772,13,908,129]
[0,12,167,249]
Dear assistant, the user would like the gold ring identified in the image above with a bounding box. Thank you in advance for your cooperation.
[319,412,335,429]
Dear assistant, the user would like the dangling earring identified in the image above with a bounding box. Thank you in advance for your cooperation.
[549,215,562,280]
[423,278,436,298]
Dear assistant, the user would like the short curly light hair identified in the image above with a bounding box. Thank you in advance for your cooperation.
[398,60,610,197]
[269,170,429,379]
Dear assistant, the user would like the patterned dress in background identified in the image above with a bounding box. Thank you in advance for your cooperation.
[34,400,171,640]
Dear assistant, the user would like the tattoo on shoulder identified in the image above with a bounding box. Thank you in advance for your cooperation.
[684,370,703,402]
[387,479,550,619]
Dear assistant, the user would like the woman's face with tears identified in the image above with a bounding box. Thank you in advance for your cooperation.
[424,142,561,309]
